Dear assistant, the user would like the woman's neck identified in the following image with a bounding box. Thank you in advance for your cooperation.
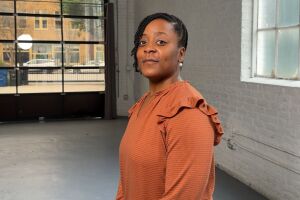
[147,74,183,95]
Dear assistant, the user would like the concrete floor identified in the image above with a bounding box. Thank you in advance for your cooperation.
[0,118,269,200]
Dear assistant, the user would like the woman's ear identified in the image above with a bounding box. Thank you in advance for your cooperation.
[178,47,186,63]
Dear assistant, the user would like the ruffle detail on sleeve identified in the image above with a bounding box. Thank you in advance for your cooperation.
[157,96,224,146]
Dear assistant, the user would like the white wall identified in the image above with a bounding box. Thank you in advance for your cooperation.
[115,0,300,199]
[112,0,136,116]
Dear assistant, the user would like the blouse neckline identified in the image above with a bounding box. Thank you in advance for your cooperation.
[145,80,189,97]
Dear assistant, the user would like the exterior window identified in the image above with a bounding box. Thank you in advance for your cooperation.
[32,44,51,60]
[55,11,61,29]
[42,19,47,29]
[253,0,300,80]
[35,18,40,29]
[69,47,79,64]
[34,11,48,30]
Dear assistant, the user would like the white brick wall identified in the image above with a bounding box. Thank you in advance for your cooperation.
[116,0,300,199]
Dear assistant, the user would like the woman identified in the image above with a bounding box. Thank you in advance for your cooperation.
[116,13,223,200]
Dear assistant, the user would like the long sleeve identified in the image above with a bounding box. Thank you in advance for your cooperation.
[159,108,215,200]
[115,178,124,200]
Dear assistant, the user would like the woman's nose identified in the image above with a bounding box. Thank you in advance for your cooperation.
[143,44,156,53]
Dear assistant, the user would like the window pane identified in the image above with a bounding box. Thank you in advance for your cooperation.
[17,43,62,68]
[257,31,275,77]
[64,69,104,92]
[277,28,299,79]
[0,43,15,67]
[62,0,104,16]
[0,16,15,40]
[18,69,63,94]
[17,0,60,14]
[0,69,17,94]
[17,17,61,41]
[0,0,14,13]
[278,0,299,27]
[64,44,104,67]
[258,0,276,28]
[42,19,47,29]
[35,19,40,29]
[63,18,104,41]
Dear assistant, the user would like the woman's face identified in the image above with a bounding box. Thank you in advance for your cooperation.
[136,19,185,82]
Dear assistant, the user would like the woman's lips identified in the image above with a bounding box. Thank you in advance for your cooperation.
[142,59,159,64]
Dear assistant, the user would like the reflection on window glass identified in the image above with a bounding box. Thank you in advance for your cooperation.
[64,69,104,92]
[64,44,79,66]
[62,0,104,16]
[95,44,105,66]
[55,12,61,29]
[0,0,14,13]
[278,0,299,27]
[258,0,276,28]
[64,44,105,67]
[17,43,62,68]
[34,17,48,30]
[0,43,15,67]
[64,18,104,41]
[1,0,106,93]
[0,16,15,40]
[18,69,63,94]
[277,29,299,79]
[0,69,17,94]
[17,0,60,14]
[17,17,61,41]
[43,19,47,29]
[257,31,275,77]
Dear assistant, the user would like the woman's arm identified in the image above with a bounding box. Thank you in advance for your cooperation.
[159,108,215,200]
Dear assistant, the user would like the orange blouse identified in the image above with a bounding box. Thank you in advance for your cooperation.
[116,80,223,200]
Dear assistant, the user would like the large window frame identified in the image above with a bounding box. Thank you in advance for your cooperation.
[0,0,107,94]
[241,0,300,87]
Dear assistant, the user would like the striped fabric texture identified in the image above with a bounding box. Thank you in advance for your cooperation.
[116,80,223,200]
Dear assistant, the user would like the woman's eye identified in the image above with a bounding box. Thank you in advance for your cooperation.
[139,40,146,46]
[157,40,167,46]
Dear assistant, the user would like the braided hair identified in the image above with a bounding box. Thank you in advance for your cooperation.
[131,13,188,72]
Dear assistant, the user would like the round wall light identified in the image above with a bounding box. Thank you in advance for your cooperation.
[17,34,33,50]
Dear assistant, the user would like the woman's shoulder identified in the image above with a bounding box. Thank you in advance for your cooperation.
[157,81,224,146]
[156,80,205,117]
[127,92,148,118]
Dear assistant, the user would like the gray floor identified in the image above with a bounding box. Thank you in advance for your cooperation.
[0,118,268,200]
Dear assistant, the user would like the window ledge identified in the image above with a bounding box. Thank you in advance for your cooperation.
[241,77,300,88]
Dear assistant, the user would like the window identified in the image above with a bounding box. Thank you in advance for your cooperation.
[0,0,106,94]
[32,44,51,60]
[2,44,15,67]
[241,0,300,87]
[35,17,48,30]
[34,11,48,30]
[55,11,61,29]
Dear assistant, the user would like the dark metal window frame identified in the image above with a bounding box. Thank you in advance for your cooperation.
[0,0,108,94]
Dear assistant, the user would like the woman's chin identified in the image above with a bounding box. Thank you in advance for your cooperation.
[140,70,159,78]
